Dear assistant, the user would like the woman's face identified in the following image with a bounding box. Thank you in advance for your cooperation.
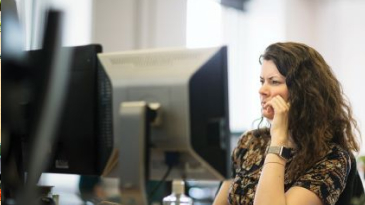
[259,60,289,120]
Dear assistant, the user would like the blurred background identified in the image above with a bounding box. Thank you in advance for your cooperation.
[6,0,365,204]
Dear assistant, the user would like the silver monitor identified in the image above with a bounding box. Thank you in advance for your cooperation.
[97,46,230,204]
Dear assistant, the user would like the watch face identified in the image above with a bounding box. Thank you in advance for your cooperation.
[281,147,292,160]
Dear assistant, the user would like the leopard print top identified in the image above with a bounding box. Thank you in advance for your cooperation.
[228,129,351,205]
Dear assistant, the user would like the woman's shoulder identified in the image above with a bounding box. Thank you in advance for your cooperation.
[309,143,352,175]
[293,144,353,205]
[231,128,270,173]
[326,143,352,166]
[325,144,353,162]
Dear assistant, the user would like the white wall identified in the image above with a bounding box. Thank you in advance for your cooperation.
[92,0,137,52]
[92,0,187,52]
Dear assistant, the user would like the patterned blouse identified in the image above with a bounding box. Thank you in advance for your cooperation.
[228,129,351,205]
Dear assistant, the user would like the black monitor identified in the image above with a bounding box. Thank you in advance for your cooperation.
[22,44,113,176]
[2,5,114,203]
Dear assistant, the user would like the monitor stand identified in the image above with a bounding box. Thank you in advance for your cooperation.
[105,101,159,205]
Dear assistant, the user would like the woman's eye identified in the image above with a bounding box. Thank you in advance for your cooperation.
[260,80,264,85]
[271,80,280,85]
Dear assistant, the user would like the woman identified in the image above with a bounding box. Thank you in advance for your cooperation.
[213,42,362,205]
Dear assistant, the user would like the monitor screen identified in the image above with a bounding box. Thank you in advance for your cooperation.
[97,46,231,181]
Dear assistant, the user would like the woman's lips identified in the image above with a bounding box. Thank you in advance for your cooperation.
[261,101,266,108]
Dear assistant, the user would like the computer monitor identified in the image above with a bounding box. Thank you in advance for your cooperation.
[22,44,114,176]
[97,46,231,182]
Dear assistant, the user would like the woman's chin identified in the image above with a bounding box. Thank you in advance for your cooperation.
[262,112,274,120]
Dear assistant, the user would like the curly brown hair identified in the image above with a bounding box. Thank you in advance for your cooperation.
[260,42,361,181]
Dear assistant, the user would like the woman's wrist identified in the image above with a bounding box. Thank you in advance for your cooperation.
[270,140,289,147]
[270,132,290,146]
[264,161,285,167]
[266,152,287,164]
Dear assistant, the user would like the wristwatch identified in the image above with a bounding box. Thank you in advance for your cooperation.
[266,146,292,161]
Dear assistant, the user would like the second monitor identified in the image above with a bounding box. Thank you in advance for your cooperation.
[98,46,231,181]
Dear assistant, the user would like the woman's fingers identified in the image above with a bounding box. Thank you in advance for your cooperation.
[264,96,289,114]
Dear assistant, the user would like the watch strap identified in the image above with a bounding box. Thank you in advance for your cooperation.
[266,146,292,160]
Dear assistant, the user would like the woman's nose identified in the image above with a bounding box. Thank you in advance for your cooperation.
[259,83,268,96]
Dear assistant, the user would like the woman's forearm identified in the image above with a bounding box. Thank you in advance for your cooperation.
[213,180,232,205]
[254,153,287,205]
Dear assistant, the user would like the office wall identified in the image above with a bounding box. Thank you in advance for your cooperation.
[92,0,187,52]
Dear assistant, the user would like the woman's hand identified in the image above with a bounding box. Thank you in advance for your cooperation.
[264,95,290,146]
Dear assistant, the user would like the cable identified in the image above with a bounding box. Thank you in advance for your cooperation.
[148,165,173,200]
[148,151,179,200]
